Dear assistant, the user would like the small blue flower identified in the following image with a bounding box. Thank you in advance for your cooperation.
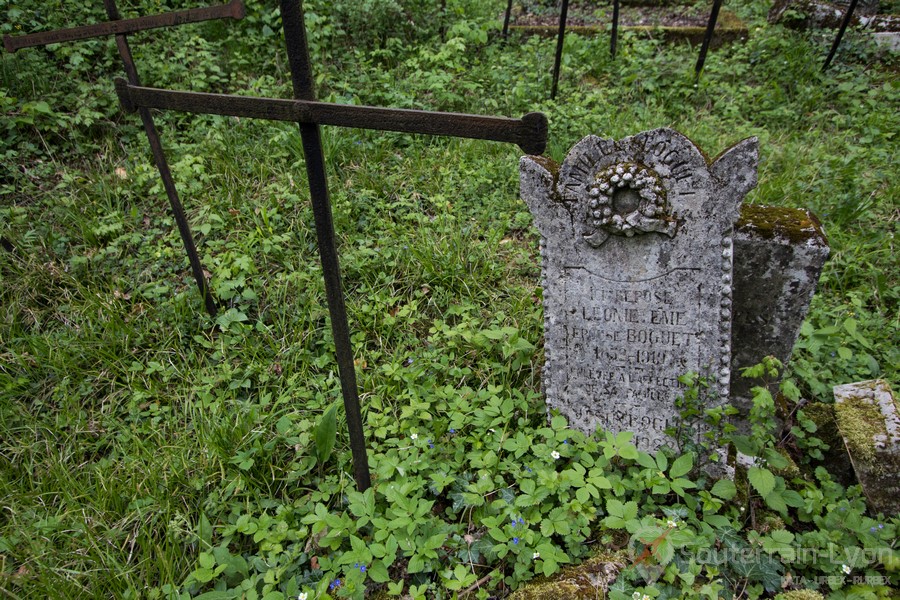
[428,439,434,449]
[878,523,884,529]
[563,439,568,444]
[524,466,532,473]
[449,428,456,434]
[871,526,877,532]
[329,579,341,591]
[512,537,519,544]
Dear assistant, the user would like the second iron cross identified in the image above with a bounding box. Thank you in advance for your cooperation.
[116,0,548,491]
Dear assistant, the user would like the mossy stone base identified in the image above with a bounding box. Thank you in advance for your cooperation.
[833,379,900,516]
[775,590,826,600]
[509,551,626,600]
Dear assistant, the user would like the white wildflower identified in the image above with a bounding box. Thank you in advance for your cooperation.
[410,433,418,440]
[532,552,540,560]
[551,450,561,460]
[842,564,851,575]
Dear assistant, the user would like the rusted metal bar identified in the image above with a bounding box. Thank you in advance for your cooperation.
[611,0,620,58]
[279,0,372,492]
[502,0,514,39]
[3,0,244,53]
[103,0,219,317]
[115,81,549,155]
[551,0,570,100]
[695,0,723,75]
[822,0,858,71]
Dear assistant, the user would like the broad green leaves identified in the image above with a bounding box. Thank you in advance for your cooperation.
[315,402,339,465]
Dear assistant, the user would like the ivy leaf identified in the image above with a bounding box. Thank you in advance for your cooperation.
[315,402,339,465]
[748,467,776,498]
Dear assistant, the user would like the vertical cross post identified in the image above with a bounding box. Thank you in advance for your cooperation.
[502,0,514,40]
[551,0,570,99]
[695,0,724,76]
[279,0,372,491]
[822,0,859,71]
[611,0,620,58]
[113,2,547,493]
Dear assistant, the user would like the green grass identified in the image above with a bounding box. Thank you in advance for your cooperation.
[1,0,898,598]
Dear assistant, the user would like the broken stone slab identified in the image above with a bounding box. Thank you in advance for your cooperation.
[521,129,758,452]
[833,379,900,516]
[729,204,829,430]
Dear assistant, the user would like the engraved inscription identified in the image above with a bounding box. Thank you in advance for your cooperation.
[522,129,758,460]
[560,269,702,447]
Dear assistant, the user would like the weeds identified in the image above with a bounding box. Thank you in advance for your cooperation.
[1,0,897,597]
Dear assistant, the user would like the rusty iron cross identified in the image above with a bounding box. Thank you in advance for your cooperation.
[4,0,247,316]
[115,0,548,490]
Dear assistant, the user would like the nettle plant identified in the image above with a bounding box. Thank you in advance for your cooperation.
[171,359,897,600]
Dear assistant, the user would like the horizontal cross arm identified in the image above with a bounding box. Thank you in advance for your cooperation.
[114,79,548,155]
[4,0,244,53]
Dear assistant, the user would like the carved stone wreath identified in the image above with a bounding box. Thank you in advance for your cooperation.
[583,162,677,248]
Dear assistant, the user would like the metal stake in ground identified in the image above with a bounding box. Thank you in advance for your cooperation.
[695,0,724,75]
[502,0,514,40]
[611,0,620,58]
[116,2,547,492]
[3,1,244,317]
[551,0,570,99]
[822,0,859,71]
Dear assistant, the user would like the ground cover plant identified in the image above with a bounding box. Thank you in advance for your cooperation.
[1,0,898,598]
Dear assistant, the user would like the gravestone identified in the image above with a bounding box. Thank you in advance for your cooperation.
[730,205,829,428]
[521,129,758,450]
[834,379,900,516]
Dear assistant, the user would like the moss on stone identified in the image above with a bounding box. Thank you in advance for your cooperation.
[775,590,826,600]
[530,154,560,179]
[735,204,828,246]
[834,391,889,468]
[510,550,626,600]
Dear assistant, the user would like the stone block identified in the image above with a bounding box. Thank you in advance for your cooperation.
[833,379,900,516]
[730,204,829,428]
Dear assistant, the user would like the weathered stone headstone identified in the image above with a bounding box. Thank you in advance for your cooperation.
[521,129,758,450]
[730,205,829,427]
[834,379,900,516]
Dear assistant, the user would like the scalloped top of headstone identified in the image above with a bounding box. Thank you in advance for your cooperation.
[521,128,758,452]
